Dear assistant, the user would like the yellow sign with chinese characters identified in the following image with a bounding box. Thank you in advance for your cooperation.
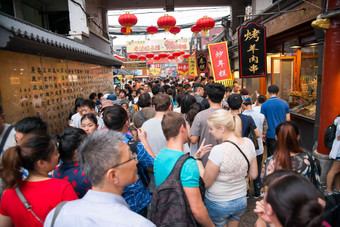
[188,56,197,76]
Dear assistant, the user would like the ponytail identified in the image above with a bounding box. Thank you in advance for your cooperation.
[0,146,23,189]
[233,115,242,138]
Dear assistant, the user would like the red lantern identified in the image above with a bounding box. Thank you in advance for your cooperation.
[180,51,185,56]
[121,26,132,35]
[173,52,181,58]
[196,16,215,36]
[118,13,137,33]
[158,53,167,59]
[146,26,158,35]
[146,53,154,59]
[129,54,138,61]
[183,53,190,59]
[138,55,146,62]
[153,55,160,62]
[168,55,175,61]
[191,25,201,37]
[157,14,176,32]
[170,26,181,35]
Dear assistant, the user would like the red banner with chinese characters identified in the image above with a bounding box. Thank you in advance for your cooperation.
[208,41,232,85]
[178,63,189,75]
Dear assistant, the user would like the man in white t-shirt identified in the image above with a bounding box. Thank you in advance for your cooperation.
[70,99,104,130]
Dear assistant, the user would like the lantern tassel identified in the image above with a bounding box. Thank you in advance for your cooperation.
[204,30,208,36]
[127,27,131,33]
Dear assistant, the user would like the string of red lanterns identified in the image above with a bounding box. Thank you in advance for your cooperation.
[196,16,215,36]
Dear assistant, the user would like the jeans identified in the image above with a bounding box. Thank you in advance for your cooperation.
[266,138,277,157]
[254,154,263,196]
[204,196,247,227]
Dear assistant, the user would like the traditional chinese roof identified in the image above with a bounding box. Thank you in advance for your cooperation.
[113,68,134,76]
[0,11,122,67]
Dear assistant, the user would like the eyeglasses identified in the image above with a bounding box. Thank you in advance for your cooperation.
[110,154,138,169]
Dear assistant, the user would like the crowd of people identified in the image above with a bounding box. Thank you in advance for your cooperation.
[0,76,339,227]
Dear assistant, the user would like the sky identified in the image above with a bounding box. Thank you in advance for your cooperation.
[108,6,230,46]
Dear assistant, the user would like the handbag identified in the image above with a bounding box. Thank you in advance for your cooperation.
[15,187,43,223]
[247,116,259,150]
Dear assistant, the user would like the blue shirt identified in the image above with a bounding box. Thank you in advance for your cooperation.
[53,162,92,198]
[44,190,155,227]
[261,97,290,139]
[154,147,199,187]
[122,133,154,212]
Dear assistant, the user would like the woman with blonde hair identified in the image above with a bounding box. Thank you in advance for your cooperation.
[195,109,258,227]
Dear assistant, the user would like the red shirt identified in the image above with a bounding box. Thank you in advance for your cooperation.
[0,178,78,227]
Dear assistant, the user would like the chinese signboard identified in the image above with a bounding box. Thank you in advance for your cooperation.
[178,63,189,75]
[125,62,147,70]
[238,21,266,78]
[208,41,232,85]
[149,68,161,76]
[196,51,209,74]
[188,56,197,77]
[126,38,189,53]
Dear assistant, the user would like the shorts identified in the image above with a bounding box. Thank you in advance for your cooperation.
[204,196,247,227]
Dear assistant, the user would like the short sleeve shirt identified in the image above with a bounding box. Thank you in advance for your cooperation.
[238,113,257,137]
[154,147,199,188]
[261,97,290,139]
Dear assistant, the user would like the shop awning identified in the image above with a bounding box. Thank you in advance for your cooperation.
[0,12,122,67]
[113,68,134,76]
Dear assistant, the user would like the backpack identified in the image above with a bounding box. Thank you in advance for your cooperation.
[127,139,150,187]
[324,123,336,148]
[246,116,259,150]
[150,155,198,227]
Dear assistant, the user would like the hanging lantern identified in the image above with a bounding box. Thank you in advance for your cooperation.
[196,16,215,36]
[168,55,175,61]
[146,53,154,59]
[138,55,146,62]
[173,52,181,59]
[129,54,138,61]
[153,55,160,62]
[158,53,167,59]
[121,26,132,35]
[157,14,176,32]
[146,26,158,35]
[191,25,201,37]
[170,26,181,35]
[118,13,138,33]
[183,53,190,59]
[180,51,185,56]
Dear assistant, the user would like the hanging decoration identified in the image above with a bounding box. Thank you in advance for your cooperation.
[191,25,201,37]
[157,14,176,32]
[153,55,160,62]
[121,26,132,35]
[146,53,154,59]
[146,26,158,35]
[170,26,181,35]
[173,52,181,59]
[129,54,138,61]
[168,55,175,61]
[180,51,185,56]
[183,53,191,59]
[158,53,168,60]
[138,55,146,62]
[196,16,215,36]
[118,13,138,34]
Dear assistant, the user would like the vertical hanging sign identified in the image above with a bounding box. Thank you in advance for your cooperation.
[188,56,197,78]
[238,21,266,78]
[208,41,232,84]
[196,51,209,74]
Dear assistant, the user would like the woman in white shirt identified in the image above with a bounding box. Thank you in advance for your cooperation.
[195,109,258,227]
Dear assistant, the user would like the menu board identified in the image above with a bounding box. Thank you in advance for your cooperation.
[0,50,113,134]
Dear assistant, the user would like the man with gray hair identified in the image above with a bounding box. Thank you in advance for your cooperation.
[44,130,155,226]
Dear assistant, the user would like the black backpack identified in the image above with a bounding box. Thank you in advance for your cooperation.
[324,123,336,148]
[150,155,198,227]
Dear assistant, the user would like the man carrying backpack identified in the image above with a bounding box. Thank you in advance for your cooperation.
[151,111,214,227]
